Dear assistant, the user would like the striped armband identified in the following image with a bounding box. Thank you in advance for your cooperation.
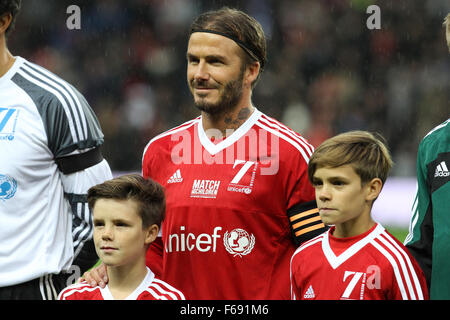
[288,200,328,246]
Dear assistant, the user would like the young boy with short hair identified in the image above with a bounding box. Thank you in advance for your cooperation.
[58,174,185,300]
[290,131,428,300]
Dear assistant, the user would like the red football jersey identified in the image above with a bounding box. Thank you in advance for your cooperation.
[142,109,321,299]
[58,268,185,300]
[290,224,429,300]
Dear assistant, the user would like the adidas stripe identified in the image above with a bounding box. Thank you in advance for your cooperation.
[371,231,424,300]
[255,119,313,164]
[142,118,200,161]
[17,62,89,144]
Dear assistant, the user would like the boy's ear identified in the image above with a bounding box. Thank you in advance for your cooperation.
[0,13,12,35]
[144,224,159,245]
[365,178,383,202]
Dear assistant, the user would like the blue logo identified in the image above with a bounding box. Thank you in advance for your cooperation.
[0,175,17,201]
[0,107,19,141]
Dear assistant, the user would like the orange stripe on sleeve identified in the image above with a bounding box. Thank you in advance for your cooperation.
[295,223,326,237]
[292,215,322,230]
[289,208,319,222]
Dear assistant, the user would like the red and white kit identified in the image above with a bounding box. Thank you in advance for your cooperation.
[142,109,324,299]
[58,267,185,300]
[290,224,429,300]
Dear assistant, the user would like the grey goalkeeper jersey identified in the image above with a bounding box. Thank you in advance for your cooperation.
[0,57,112,287]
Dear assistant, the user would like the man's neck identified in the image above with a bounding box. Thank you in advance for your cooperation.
[106,262,148,300]
[0,40,15,78]
[202,104,255,139]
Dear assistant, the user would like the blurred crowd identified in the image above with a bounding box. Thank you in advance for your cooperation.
[9,0,450,175]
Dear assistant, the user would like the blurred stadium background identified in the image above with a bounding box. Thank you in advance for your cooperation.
[8,0,449,238]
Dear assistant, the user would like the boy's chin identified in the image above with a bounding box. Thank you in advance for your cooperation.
[99,257,118,267]
[319,214,337,226]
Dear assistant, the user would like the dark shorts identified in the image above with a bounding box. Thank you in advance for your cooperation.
[0,273,69,300]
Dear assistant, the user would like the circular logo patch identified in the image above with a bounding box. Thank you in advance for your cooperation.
[0,174,18,201]
[223,228,255,257]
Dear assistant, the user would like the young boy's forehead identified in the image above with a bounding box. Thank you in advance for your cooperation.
[314,164,359,178]
[93,198,140,219]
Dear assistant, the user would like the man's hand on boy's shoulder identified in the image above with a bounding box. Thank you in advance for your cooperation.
[80,262,108,288]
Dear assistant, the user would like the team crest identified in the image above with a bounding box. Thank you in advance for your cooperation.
[223,228,255,257]
[0,174,18,201]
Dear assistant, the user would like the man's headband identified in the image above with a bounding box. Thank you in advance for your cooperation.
[190,29,264,70]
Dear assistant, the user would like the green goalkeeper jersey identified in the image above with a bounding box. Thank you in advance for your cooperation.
[405,118,450,299]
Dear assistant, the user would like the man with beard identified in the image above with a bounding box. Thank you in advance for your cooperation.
[84,7,326,300]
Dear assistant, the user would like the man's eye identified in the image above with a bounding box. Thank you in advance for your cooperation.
[187,57,199,64]
[205,57,223,65]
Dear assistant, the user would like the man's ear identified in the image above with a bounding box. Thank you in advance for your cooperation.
[0,13,12,35]
[144,224,159,245]
[365,178,383,202]
[244,61,260,88]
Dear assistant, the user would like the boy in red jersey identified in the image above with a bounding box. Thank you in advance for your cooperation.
[290,131,428,300]
[58,174,185,300]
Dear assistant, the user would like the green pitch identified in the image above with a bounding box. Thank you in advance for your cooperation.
[386,227,409,243]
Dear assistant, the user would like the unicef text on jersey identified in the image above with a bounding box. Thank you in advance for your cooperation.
[170,128,280,175]
[165,226,256,258]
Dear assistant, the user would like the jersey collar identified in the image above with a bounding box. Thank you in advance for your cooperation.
[322,224,385,269]
[197,107,262,155]
[0,56,24,85]
[100,267,155,300]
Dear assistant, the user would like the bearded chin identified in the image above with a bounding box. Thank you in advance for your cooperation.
[194,99,223,115]
[194,77,244,116]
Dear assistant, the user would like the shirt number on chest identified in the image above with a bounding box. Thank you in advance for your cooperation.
[341,266,381,300]
[227,160,258,195]
[231,160,256,184]
[342,271,366,300]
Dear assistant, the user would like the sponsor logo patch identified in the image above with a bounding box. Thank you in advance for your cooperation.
[190,179,221,199]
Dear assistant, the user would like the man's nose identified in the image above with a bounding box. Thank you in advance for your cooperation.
[193,61,210,81]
